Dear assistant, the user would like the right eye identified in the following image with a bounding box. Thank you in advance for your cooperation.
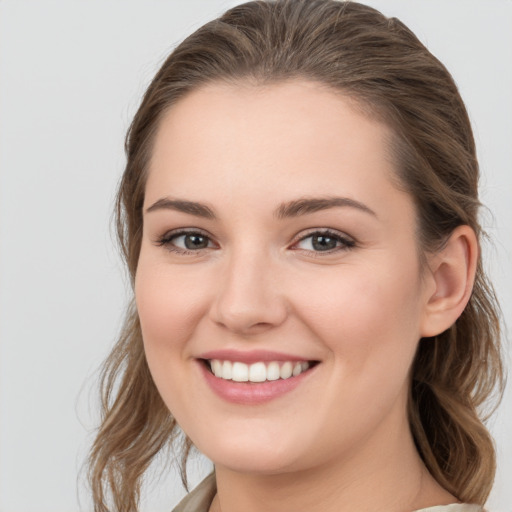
[156,230,215,254]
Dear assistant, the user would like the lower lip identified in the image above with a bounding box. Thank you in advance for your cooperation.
[198,361,317,405]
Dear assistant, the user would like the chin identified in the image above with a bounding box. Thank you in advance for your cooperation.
[193,431,304,474]
[211,451,298,475]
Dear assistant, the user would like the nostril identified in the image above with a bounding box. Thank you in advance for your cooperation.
[209,280,288,334]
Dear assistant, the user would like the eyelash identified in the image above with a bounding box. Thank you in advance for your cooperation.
[155,229,215,255]
[154,228,356,256]
[292,229,356,256]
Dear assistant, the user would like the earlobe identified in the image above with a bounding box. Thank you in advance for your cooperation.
[420,225,478,338]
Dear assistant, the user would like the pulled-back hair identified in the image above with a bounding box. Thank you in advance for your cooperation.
[88,1,504,510]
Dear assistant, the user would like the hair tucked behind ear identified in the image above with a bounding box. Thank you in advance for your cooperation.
[88,1,505,510]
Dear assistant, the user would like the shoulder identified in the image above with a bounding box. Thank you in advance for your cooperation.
[413,504,485,512]
[172,473,217,512]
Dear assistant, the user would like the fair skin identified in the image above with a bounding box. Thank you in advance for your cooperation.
[136,81,477,512]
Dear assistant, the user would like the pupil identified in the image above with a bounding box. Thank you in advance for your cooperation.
[185,234,208,249]
[312,235,337,251]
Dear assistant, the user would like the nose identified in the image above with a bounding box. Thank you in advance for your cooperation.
[209,247,288,335]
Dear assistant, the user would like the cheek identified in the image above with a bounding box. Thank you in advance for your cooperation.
[293,259,423,368]
[134,254,215,420]
[290,262,423,437]
[134,255,209,358]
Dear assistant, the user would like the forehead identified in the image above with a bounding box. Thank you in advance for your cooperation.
[153,80,393,163]
[146,80,410,223]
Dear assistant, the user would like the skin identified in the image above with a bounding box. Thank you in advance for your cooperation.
[136,81,476,512]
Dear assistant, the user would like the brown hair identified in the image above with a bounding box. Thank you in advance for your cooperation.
[88,1,504,510]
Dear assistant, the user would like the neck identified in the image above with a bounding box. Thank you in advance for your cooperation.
[211,412,455,512]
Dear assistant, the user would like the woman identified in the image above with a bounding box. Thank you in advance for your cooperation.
[88,1,504,511]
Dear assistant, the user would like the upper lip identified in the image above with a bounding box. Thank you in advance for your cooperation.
[197,349,317,364]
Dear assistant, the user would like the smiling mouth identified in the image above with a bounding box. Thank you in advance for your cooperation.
[202,359,319,383]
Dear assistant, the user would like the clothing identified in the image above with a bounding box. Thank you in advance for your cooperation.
[171,473,485,512]
[173,473,217,512]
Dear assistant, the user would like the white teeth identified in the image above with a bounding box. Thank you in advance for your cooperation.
[208,359,312,382]
[232,361,249,382]
[211,359,222,377]
[266,361,280,381]
[280,361,293,379]
[222,360,232,380]
[249,362,267,382]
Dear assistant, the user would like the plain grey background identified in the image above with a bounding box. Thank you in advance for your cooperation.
[0,1,511,511]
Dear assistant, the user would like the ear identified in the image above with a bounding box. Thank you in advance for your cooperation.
[420,225,478,338]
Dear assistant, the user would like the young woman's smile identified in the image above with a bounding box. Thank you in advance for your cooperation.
[135,80,434,474]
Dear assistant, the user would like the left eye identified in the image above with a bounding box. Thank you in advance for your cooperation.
[294,231,355,252]
[157,231,214,252]
[174,233,211,250]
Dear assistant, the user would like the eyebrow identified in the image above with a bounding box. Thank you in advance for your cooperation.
[145,198,216,218]
[274,196,376,219]
[145,196,376,219]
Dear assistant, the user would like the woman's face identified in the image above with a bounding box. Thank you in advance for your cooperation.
[136,81,435,474]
